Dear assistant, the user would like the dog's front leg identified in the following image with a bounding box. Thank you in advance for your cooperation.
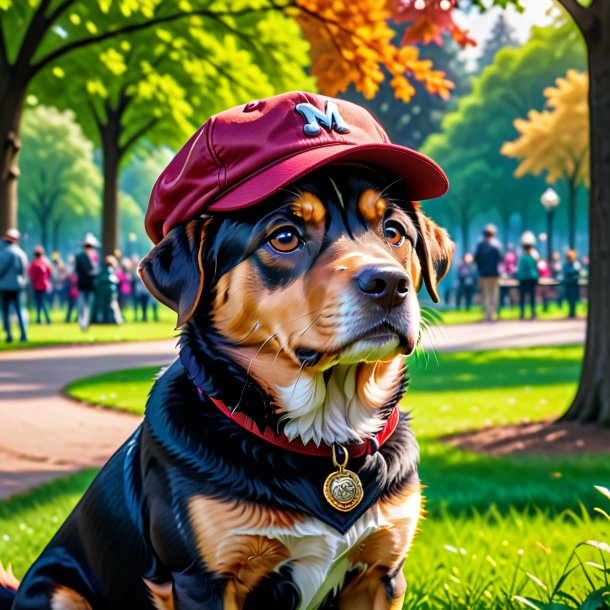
[338,488,421,610]
[11,547,98,610]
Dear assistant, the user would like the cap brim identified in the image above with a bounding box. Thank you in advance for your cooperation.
[207,143,448,212]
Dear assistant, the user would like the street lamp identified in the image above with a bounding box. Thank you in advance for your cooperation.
[540,187,560,264]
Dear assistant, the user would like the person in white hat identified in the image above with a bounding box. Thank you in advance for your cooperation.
[516,231,540,319]
[0,228,29,342]
[75,233,101,330]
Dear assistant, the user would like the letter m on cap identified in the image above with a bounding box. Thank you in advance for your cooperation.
[295,101,351,137]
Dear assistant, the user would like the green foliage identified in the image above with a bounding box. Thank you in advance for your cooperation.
[120,148,173,213]
[17,105,101,251]
[421,19,586,252]
[31,4,316,158]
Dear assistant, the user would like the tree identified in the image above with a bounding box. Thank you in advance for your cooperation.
[0,0,456,244]
[477,14,519,71]
[501,70,589,250]
[420,20,585,249]
[18,105,101,252]
[33,9,315,254]
[550,0,610,426]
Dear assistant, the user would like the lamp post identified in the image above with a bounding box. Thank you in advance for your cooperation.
[540,188,560,265]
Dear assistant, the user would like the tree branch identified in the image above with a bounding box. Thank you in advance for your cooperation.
[30,4,275,76]
[556,0,594,33]
[45,0,76,27]
[14,0,54,74]
[119,117,158,156]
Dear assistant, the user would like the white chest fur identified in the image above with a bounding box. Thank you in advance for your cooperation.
[189,490,421,610]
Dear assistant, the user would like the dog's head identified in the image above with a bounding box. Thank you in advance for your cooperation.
[140,167,453,446]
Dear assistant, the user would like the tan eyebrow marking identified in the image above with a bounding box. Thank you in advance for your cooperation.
[291,193,326,225]
[358,189,387,223]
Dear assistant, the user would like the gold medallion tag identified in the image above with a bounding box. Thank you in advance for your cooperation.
[323,444,363,512]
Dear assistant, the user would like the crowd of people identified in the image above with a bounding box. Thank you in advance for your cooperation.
[454,224,587,322]
[0,229,157,343]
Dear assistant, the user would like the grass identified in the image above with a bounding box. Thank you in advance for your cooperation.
[436,300,587,326]
[0,306,178,352]
[64,366,161,415]
[3,346,610,609]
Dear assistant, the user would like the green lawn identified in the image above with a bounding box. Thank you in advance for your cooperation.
[3,346,610,609]
[434,300,587,326]
[0,306,178,352]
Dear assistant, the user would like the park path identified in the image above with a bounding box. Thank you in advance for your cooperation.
[0,319,585,499]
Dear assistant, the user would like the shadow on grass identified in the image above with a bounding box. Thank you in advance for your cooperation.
[419,440,610,518]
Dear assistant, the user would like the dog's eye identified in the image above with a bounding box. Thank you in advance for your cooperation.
[383,220,406,247]
[268,228,302,253]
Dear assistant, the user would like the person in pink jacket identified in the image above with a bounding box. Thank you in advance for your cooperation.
[28,245,52,324]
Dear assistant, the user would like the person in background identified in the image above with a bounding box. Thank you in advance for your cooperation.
[0,228,28,343]
[536,251,551,312]
[516,232,540,320]
[116,258,134,312]
[551,251,563,306]
[75,233,100,330]
[51,253,67,309]
[65,257,79,323]
[456,253,478,311]
[562,249,581,319]
[92,255,123,325]
[502,249,518,278]
[499,247,517,309]
[474,224,502,322]
[28,245,52,324]
[133,272,152,322]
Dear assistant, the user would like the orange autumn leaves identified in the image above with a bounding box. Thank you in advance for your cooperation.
[292,0,473,102]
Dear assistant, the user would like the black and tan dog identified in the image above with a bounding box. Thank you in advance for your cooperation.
[1,91,453,609]
[1,166,452,610]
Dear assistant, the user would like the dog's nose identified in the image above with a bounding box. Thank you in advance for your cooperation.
[354,267,409,308]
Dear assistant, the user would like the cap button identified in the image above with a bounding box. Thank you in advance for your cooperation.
[243,101,260,112]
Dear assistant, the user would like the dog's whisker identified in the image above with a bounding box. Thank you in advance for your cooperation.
[235,321,261,345]
[273,343,286,365]
[289,360,309,403]
[297,312,324,338]
[234,332,280,411]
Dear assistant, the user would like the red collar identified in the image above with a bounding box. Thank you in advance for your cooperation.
[198,388,400,458]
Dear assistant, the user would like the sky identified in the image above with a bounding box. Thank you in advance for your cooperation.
[455,0,561,66]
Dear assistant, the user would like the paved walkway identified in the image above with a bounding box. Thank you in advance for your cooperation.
[0,319,585,499]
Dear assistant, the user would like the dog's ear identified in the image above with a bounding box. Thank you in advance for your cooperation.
[138,218,208,328]
[412,206,454,303]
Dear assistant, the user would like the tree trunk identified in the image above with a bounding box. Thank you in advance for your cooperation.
[39,210,49,252]
[52,215,62,253]
[100,115,123,257]
[560,1,610,426]
[0,70,26,235]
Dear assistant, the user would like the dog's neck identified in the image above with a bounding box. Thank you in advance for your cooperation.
[180,320,406,447]
[276,359,406,446]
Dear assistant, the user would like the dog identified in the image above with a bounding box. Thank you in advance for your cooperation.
[0,92,453,609]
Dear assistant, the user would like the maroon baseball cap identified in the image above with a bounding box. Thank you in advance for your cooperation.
[145,91,448,244]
